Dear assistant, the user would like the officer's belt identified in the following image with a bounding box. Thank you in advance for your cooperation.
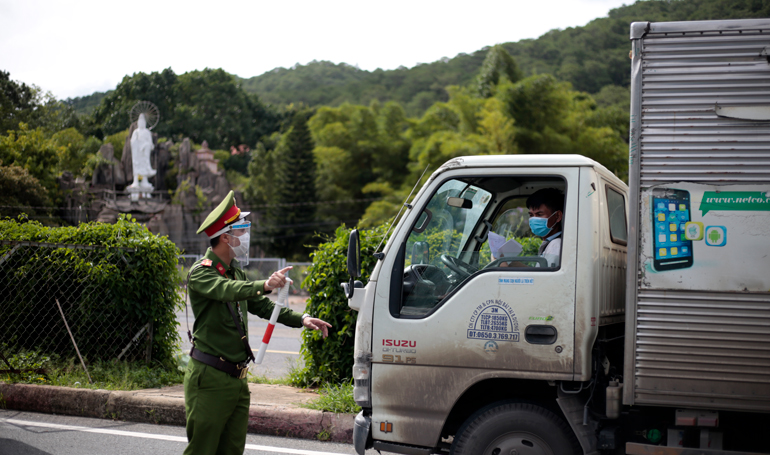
[190,347,249,379]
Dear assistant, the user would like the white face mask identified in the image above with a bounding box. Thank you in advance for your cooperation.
[227,221,251,265]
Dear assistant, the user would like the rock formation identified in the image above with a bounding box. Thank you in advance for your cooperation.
[81,134,240,255]
[91,143,126,189]
[146,138,234,254]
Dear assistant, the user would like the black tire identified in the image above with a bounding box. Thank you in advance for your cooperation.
[450,402,581,455]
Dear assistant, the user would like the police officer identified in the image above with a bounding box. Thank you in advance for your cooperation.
[184,191,331,455]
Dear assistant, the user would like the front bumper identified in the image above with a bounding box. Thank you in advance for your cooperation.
[353,411,372,455]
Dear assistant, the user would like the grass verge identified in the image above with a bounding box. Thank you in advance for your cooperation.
[1,350,183,390]
[300,381,361,414]
[247,356,303,386]
[246,373,293,385]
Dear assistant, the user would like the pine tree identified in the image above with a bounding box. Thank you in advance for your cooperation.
[265,112,317,259]
[477,45,522,98]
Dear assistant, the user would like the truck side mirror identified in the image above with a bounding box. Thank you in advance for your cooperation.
[345,229,361,299]
[347,229,361,278]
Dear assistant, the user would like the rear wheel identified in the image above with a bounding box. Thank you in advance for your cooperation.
[450,402,580,455]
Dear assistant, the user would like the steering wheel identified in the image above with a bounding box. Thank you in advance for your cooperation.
[440,254,478,279]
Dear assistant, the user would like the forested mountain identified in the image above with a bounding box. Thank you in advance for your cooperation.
[65,91,110,115]
[238,56,486,117]
[65,0,769,116]
[88,68,280,150]
[236,0,770,115]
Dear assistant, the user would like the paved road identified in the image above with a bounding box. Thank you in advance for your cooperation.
[0,410,391,455]
[176,294,310,380]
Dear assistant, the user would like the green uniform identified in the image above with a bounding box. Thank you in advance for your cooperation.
[184,248,303,455]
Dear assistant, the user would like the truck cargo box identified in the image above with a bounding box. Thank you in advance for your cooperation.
[625,19,770,412]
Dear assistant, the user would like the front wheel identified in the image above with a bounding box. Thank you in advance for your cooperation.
[450,402,580,455]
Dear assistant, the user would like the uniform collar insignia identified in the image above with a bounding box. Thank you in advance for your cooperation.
[203,248,230,276]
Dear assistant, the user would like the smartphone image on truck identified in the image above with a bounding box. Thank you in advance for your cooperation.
[652,188,694,271]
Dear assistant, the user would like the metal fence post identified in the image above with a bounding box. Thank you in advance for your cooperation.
[146,322,153,363]
[55,298,93,384]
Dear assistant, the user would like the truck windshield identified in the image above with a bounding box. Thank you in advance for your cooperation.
[406,179,492,266]
[400,179,492,316]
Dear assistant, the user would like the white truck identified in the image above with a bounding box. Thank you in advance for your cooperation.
[345,19,770,455]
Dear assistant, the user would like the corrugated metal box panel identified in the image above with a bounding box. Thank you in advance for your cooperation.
[640,29,770,184]
[633,290,770,411]
[631,23,770,411]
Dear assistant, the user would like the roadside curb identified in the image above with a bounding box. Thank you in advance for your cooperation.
[0,383,354,443]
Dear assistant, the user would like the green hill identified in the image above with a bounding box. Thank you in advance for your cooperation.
[237,55,486,116]
[235,0,770,115]
[65,90,110,115]
[65,0,770,117]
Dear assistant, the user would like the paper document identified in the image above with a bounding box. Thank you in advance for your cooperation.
[488,232,523,259]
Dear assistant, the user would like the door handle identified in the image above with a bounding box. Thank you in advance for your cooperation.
[525,325,558,345]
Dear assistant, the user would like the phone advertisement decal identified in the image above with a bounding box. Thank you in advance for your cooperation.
[640,183,770,293]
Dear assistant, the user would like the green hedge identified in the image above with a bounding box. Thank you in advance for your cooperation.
[293,224,387,386]
[0,214,182,366]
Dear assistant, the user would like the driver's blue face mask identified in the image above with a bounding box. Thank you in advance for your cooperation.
[529,211,558,237]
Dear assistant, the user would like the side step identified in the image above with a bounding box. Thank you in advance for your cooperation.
[373,440,433,455]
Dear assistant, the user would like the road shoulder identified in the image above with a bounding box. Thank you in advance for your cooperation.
[0,382,354,443]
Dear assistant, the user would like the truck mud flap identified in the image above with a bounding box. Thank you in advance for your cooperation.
[372,440,433,455]
[353,411,372,455]
[626,442,768,455]
[556,389,599,455]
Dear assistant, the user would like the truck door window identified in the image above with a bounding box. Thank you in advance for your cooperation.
[482,196,561,268]
[606,186,628,245]
[397,177,565,317]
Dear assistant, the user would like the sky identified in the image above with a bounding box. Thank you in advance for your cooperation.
[1,0,630,100]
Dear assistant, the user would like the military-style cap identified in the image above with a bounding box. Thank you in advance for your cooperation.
[197,191,251,238]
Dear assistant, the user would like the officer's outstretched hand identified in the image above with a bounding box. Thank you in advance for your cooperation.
[264,266,293,291]
[303,317,332,338]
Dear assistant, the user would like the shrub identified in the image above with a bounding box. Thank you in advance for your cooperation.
[0,214,183,366]
[0,164,52,219]
[292,224,388,386]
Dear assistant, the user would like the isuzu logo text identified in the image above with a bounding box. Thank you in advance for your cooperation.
[382,339,416,347]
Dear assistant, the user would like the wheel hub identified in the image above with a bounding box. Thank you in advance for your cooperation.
[483,432,554,455]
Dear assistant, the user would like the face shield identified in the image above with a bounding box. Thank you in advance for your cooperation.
[227,220,251,265]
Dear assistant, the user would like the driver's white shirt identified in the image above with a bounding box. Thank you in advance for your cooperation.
[542,232,562,267]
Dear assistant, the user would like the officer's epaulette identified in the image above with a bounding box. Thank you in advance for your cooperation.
[200,259,213,267]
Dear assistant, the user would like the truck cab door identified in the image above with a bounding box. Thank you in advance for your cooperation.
[369,168,579,447]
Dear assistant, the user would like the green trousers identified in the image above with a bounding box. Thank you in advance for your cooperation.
[183,358,250,455]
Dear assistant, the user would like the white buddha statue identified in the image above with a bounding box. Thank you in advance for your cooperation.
[128,113,156,199]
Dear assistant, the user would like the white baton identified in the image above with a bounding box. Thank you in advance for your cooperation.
[254,278,292,364]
